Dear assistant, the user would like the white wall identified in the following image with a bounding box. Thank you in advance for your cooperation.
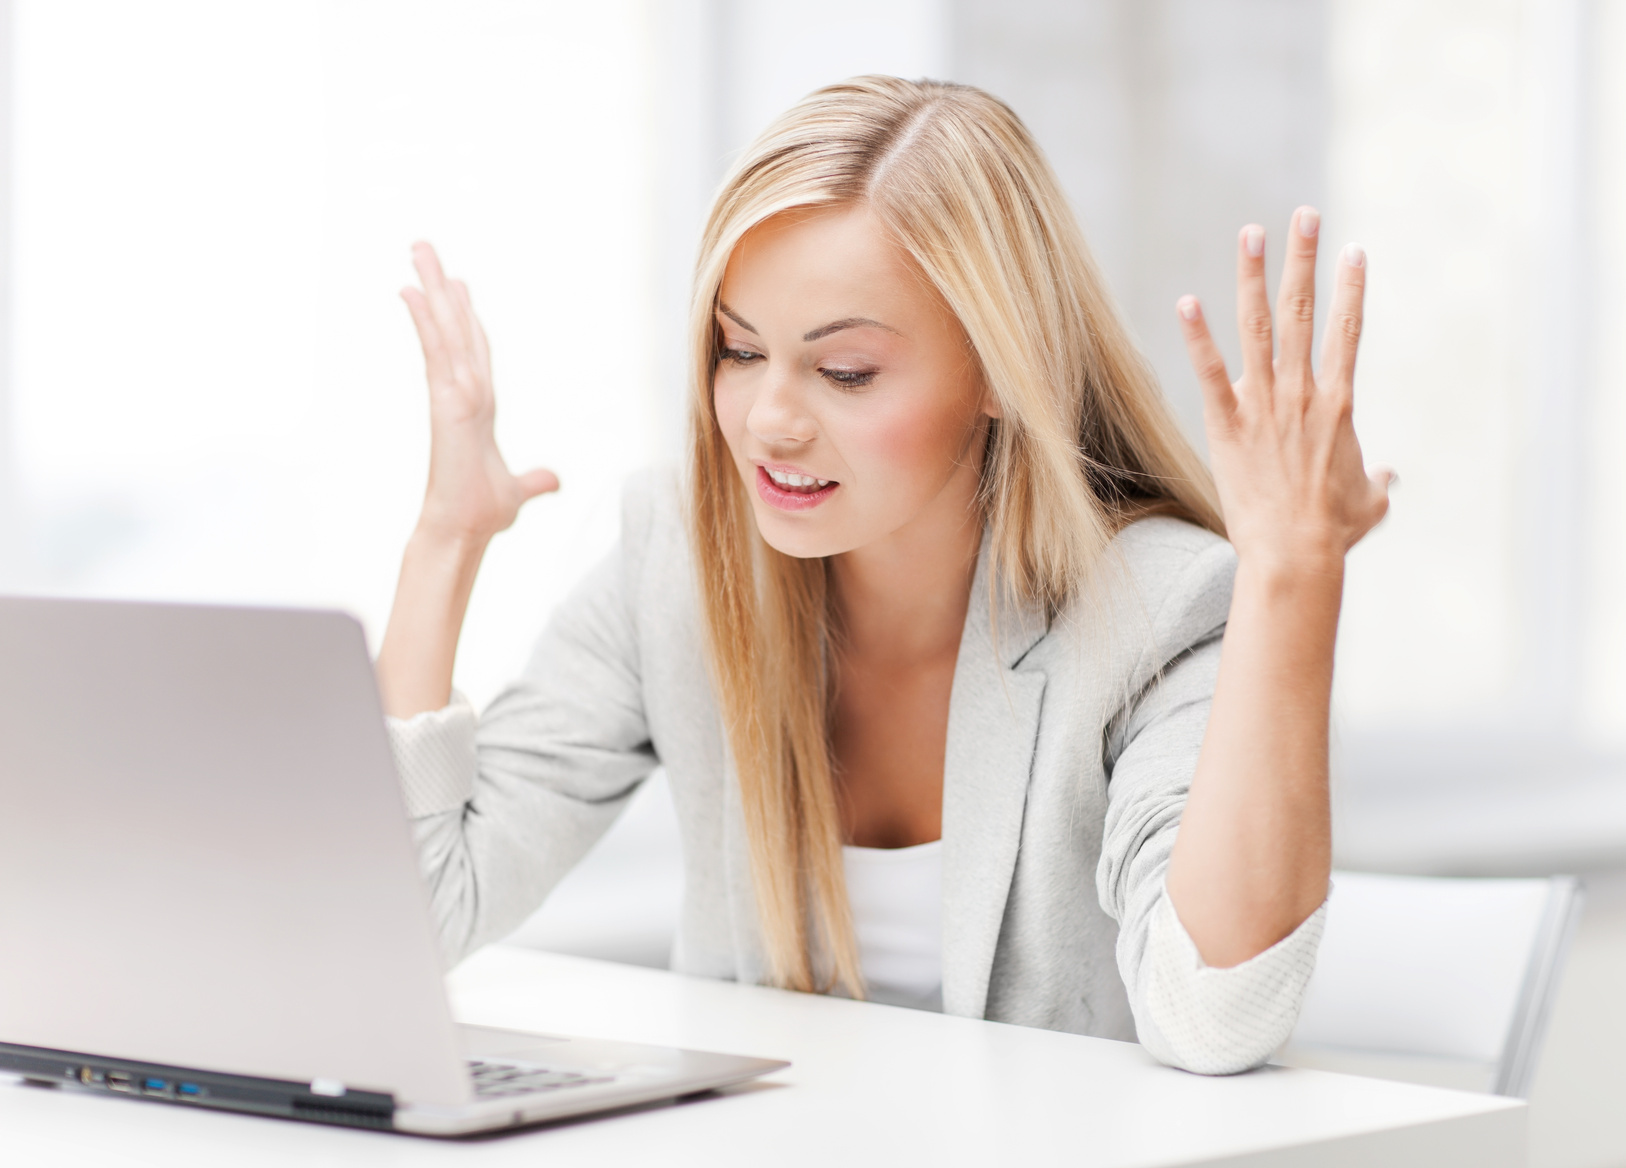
[11,0,657,709]
[952,0,1328,447]
[1584,0,1626,747]
[1327,0,1619,777]
[1324,0,1532,736]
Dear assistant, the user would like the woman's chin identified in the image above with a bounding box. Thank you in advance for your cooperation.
[753,524,838,560]
[750,506,854,560]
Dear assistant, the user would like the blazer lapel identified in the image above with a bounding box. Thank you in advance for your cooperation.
[941,535,1048,1019]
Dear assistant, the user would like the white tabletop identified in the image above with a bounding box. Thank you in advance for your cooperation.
[2,945,1523,1167]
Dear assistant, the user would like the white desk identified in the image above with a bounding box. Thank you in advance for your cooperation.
[2,944,1523,1166]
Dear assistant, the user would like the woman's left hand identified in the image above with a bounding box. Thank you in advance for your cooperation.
[1176,206,1390,575]
[1164,207,1390,969]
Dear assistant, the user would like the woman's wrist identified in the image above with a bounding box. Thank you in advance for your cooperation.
[1230,540,1346,594]
[408,515,494,567]
[1227,546,1345,670]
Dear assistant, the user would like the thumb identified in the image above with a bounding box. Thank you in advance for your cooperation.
[1365,463,1396,525]
[516,467,560,500]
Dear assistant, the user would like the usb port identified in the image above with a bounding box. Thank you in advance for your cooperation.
[177,1082,204,1098]
[106,1072,134,1093]
[79,1067,105,1087]
[141,1078,169,1096]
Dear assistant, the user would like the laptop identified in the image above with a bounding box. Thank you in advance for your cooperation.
[0,596,786,1136]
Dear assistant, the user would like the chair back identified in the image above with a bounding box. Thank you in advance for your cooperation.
[1283,870,1583,1096]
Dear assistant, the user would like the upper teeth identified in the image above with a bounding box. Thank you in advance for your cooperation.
[767,469,830,488]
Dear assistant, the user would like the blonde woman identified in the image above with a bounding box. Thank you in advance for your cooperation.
[378,77,1389,1075]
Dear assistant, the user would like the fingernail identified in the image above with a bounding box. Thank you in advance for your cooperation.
[1342,242,1365,268]
[1244,226,1264,257]
[1298,208,1320,238]
[1178,296,1200,321]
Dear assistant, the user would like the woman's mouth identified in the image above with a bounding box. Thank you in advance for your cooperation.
[756,465,840,511]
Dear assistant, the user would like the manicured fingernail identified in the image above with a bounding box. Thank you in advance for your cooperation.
[1244,226,1264,257]
[1298,208,1320,238]
[1177,296,1200,321]
[1342,242,1365,268]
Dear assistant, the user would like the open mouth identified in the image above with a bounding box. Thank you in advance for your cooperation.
[756,465,840,511]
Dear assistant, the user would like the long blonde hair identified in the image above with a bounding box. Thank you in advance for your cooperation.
[686,76,1223,997]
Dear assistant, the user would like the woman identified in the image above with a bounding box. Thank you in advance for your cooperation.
[378,77,1389,1075]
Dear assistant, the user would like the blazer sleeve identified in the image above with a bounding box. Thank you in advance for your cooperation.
[1095,535,1325,1074]
[385,480,662,967]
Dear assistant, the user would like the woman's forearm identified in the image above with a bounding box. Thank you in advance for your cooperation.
[1164,554,1343,968]
[378,242,561,720]
[1168,210,1388,970]
[375,526,490,719]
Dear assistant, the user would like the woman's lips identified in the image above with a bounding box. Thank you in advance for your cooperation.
[755,465,839,511]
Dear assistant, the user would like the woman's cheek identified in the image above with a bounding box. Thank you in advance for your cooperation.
[711,373,749,456]
[845,385,964,497]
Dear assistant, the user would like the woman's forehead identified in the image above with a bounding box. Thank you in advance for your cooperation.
[718,206,935,335]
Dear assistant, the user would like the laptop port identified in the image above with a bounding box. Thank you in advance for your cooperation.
[177,1082,205,1099]
[79,1067,105,1087]
[141,1078,170,1096]
[106,1072,134,1093]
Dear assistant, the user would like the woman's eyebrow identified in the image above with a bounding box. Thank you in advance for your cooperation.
[717,302,757,334]
[802,316,899,342]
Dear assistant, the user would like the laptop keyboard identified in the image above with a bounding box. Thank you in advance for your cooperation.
[467,1059,616,1099]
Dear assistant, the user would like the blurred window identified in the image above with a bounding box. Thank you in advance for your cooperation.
[11,0,658,706]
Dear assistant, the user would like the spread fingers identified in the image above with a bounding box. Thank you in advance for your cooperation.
[1319,244,1367,392]
[1274,206,1320,375]
[1178,296,1238,427]
[1236,225,1272,385]
[411,241,471,357]
[399,286,449,384]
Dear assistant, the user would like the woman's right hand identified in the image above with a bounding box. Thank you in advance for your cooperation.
[400,241,558,545]
[376,244,557,718]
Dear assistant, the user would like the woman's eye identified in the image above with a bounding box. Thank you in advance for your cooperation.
[821,367,877,389]
[720,347,762,365]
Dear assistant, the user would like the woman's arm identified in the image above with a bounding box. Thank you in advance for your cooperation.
[375,242,559,718]
[1165,207,1391,968]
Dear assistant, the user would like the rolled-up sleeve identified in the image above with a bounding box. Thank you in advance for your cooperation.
[1137,892,1325,1074]
[386,693,478,817]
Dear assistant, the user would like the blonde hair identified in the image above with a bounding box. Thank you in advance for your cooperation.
[686,76,1223,997]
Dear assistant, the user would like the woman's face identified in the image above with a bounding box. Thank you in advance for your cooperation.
[713,204,994,561]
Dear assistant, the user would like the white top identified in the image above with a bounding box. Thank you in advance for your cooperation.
[842,840,944,1011]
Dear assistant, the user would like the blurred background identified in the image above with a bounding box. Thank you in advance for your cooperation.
[1,1,1623,1163]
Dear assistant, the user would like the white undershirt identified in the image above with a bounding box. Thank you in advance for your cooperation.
[841,839,944,1012]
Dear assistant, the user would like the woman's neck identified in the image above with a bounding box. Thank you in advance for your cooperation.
[831,483,983,666]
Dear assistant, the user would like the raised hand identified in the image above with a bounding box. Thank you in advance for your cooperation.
[1163,208,1390,969]
[400,241,558,544]
[377,243,557,718]
[1176,207,1390,575]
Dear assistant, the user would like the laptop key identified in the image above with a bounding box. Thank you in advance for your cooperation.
[466,1060,615,1099]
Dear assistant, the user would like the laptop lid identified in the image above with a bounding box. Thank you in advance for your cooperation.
[0,597,471,1107]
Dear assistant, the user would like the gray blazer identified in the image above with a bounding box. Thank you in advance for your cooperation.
[394,468,1321,1072]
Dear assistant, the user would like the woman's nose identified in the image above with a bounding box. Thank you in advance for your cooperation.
[746,368,818,445]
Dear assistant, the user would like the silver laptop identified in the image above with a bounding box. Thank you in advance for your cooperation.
[0,596,786,1136]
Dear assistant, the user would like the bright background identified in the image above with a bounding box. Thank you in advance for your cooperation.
[4,3,1626,1164]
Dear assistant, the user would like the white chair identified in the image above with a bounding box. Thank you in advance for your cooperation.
[1276,870,1583,1096]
